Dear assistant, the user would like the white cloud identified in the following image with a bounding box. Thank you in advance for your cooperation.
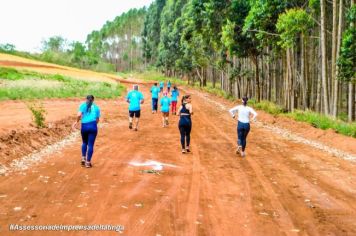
[0,0,153,52]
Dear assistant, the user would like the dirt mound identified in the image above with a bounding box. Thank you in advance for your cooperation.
[0,117,75,168]
[0,60,64,70]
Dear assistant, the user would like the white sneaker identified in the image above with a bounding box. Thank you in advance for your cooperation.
[241,152,246,158]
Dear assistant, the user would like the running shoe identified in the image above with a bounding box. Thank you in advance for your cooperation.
[186,147,191,153]
[182,149,186,154]
[85,162,92,168]
[134,127,138,131]
[235,146,242,155]
[241,152,246,158]
[129,122,133,129]
[81,157,85,166]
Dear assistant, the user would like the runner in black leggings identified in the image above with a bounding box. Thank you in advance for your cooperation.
[178,95,193,154]
[229,96,257,157]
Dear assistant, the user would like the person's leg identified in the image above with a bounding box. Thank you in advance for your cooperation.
[81,127,89,162]
[241,124,250,152]
[162,113,165,127]
[151,98,155,112]
[237,122,244,154]
[153,98,158,112]
[134,111,140,131]
[165,112,169,125]
[86,128,98,163]
[129,111,133,129]
[179,125,186,151]
[185,125,191,151]
[172,101,177,114]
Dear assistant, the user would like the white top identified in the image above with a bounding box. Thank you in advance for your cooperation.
[229,105,257,123]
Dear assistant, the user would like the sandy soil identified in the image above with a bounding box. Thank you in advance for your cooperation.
[0,53,117,83]
[0,79,355,236]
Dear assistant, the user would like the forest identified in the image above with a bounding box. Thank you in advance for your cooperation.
[1,0,354,121]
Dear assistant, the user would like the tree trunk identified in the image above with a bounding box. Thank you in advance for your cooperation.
[333,0,344,117]
[349,83,355,121]
[253,55,260,102]
[331,0,338,114]
[320,0,330,114]
[300,34,307,110]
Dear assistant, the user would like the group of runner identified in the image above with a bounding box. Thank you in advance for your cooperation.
[73,81,257,167]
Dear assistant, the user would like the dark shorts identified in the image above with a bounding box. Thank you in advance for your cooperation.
[129,110,141,118]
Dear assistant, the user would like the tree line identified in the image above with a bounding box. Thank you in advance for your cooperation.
[142,0,355,121]
[1,0,354,121]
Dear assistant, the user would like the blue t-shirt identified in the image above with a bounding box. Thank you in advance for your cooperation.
[79,103,100,124]
[160,96,171,112]
[126,90,144,111]
[167,81,171,88]
[171,89,179,101]
[159,81,164,88]
[150,86,160,99]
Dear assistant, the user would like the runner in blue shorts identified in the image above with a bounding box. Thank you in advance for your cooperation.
[126,85,144,131]
[72,95,100,168]
[160,91,171,127]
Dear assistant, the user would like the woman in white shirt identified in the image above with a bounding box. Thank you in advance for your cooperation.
[229,97,257,157]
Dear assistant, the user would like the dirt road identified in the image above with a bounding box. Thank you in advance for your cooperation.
[0,81,356,236]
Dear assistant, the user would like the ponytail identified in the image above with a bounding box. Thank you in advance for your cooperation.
[242,96,248,106]
[86,95,94,113]
[181,95,186,105]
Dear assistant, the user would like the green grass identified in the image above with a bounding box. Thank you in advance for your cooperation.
[285,110,356,138]
[0,67,124,100]
[247,99,355,137]
[249,99,286,115]
[0,67,25,80]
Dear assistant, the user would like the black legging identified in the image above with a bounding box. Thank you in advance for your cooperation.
[237,121,250,151]
[179,124,191,149]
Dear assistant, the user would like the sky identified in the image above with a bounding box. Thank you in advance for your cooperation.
[0,0,153,52]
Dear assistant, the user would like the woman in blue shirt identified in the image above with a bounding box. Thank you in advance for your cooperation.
[160,91,171,127]
[171,86,179,115]
[72,95,100,168]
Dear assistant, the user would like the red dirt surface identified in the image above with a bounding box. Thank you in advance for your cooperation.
[0,82,355,236]
[0,61,64,70]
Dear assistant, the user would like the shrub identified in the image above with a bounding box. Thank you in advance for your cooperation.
[27,103,47,128]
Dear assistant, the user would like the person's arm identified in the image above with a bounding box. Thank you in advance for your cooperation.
[96,107,101,124]
[188,104,193,115]
[177,105,183,116]
[229,105,239,118]
[72,110,82,130]
[249,107,257,122]
[126,94,130,103]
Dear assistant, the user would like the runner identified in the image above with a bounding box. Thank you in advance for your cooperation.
[167,80,172,92]
[126,84,144,131]
[171,86,179,115]
[178,95,193,154]
[159,81,164,93]
[150,82,160,114]
[229,96,257,157]
[160,91,171,127]
[72,95,100,168]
